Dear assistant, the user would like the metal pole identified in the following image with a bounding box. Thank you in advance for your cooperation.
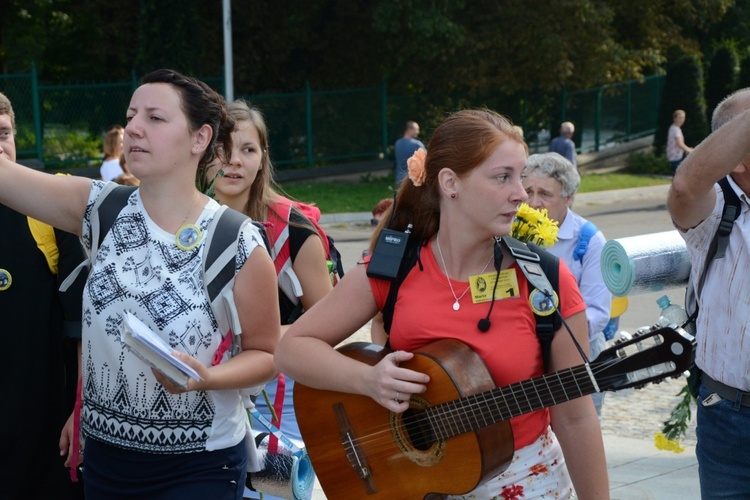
[222,0,234,101]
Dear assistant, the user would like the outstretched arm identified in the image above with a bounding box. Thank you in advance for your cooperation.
[669,108,750,230]
[0,156,91,235]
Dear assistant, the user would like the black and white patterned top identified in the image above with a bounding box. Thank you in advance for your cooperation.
[80,181,264,454]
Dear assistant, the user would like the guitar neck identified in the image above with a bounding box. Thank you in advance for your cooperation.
[426,365,595,440]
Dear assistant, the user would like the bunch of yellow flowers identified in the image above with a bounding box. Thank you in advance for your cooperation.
[511,203,559,247]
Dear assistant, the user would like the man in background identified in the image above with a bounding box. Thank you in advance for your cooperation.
[668,88,750,498]
[394,120,426,186]
[548,121,578,166]
[0,92,86,499]
[523,152,611,419]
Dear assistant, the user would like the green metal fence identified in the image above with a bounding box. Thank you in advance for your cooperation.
[561,74,665,153]
[0,64,664,174]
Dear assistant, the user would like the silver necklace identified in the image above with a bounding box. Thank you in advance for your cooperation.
[436,231,494,311]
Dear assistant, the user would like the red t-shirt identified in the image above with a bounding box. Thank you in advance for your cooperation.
[370,240,586,449]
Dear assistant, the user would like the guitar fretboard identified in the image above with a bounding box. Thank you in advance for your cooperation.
[425,365,597,440]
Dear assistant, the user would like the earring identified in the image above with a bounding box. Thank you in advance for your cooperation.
[451,193,457,199]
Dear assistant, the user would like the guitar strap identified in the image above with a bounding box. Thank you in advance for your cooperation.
[501,237,561,372]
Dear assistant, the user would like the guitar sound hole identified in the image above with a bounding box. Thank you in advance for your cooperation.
[402,408,435,451]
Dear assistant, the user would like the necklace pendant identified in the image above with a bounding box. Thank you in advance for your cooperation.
[176,223,202,251]
[453,300,460,311]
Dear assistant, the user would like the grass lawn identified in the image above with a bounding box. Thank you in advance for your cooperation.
[279,173,671,214]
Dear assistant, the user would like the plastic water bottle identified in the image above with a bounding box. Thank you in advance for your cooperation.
[656,295,695,335]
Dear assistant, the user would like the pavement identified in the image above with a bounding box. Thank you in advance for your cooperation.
[307,182,702,499]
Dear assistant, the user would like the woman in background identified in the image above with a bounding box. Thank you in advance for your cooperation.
[208,99,332,499]
[99,125,125,181]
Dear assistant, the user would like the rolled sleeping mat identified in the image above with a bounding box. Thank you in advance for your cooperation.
[246,431,315,500]
[601,230,691,297]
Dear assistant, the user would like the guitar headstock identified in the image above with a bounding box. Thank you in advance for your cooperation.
[593,325,695,392]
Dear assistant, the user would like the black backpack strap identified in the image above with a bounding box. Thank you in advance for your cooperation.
[203,206,254,306]
[328,235,345,279]
[705,178,740,268]
[381,239,424,336]
[59,184,134,292]
[97,185,137,247]
[694,177,742,300]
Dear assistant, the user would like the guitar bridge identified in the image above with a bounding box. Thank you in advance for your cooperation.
[334,403,377,494]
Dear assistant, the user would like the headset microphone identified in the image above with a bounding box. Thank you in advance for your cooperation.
[477,238,503,332]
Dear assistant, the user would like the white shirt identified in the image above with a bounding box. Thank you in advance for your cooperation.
[680,176,750,391]
[546,209,611,342]
[666,124,685,162]
[80,181,265,453]
[100,158,125,181]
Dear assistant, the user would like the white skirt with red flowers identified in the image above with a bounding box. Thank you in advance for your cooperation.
[447,427,574,500]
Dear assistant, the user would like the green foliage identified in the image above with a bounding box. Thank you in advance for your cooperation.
[739,48,750,89]
[623,152,673,175]
[661,383,695,442]
[13,124,37,156]
[705,43,739,121]
[135,0,202,76]
[654,54,709,156]
[41,125,101,167]
[0,0,744,96]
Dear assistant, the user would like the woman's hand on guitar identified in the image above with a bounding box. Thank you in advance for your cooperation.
[366,350,430,413]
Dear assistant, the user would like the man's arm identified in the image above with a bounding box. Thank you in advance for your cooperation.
[669,108,750,230]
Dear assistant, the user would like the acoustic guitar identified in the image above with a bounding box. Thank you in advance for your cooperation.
[294,326,693,499]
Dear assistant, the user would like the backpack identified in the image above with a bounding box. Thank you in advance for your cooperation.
[61,183,270,359]
[266,196,344,322]
[573,221,599,262]
[381,235,562,372]
[684,177,741,396]
[571,220,622,341]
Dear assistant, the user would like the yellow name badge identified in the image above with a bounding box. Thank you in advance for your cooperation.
[470,269,519,304]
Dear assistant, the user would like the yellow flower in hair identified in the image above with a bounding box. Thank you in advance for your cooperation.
[511,203,559,247]
[407,148,427,187]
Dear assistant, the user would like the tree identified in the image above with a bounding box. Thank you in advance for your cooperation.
[739,48,750,89]
[134,0,203,77]
[705,43,739,121]
[654,54,708,156]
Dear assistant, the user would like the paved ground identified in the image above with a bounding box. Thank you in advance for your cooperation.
[306,183,701,499]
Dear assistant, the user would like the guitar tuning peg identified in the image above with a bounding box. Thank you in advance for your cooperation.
[613,331,633,345]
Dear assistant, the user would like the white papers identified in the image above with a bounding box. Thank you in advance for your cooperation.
[120,311,201,389]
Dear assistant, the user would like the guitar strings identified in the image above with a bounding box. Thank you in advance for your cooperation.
[334,354,650,463]
[344,355,623,455]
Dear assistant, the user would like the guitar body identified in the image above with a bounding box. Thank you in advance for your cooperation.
[294,339,514,499]
[295,326,695,499]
